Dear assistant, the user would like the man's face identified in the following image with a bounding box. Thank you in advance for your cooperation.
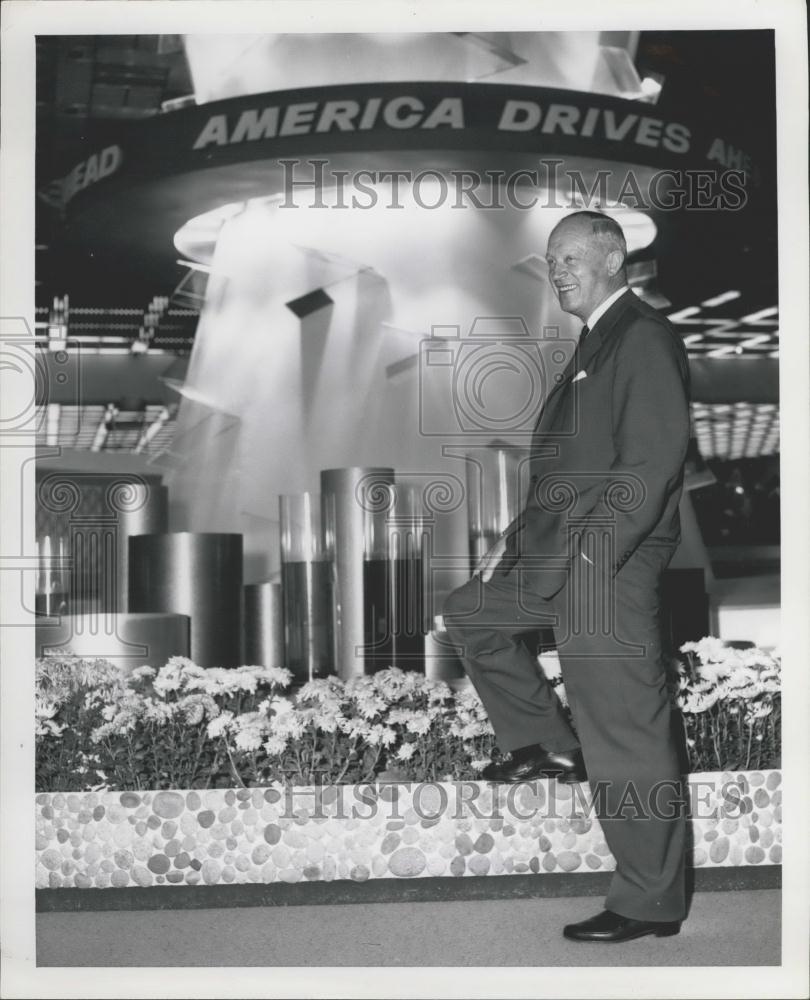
[545,222,614,323]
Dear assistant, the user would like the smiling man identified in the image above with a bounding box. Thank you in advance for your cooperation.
[443,210,692,943]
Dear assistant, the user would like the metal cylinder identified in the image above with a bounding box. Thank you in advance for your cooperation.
[244,581,284,668]
[423,625,466,685]
[36,472,168,615]
[280,493,333,682]
[321,467,394,679]
[36,612,189,675]
[128,532,243,668]
[115,484,169,612]
[464,445,527,570]
[385,480,432,672]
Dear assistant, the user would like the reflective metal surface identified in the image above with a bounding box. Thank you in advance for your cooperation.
[129,532,243,667]
[36,472,168,614]
[464,445,527,569]
[35,612,189,674]
[244,581,284,668]
[280,493,333,681]
[321,467,394,679]
[423,627,466,685]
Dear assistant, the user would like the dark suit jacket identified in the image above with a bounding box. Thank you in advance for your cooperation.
[500,288,691,599]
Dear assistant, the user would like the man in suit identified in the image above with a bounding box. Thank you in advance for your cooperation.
[443,210,691,942]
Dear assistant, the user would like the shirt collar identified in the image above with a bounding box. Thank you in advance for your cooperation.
[585,285,630,333]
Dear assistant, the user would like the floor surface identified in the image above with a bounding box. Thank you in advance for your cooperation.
[36,888,780,967]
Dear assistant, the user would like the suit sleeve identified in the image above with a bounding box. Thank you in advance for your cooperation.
[577,319,690,573]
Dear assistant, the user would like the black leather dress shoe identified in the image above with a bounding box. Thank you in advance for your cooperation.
[482,744,587,784]
[563,909,681,942]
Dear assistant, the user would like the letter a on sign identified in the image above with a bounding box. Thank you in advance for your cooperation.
[193,115,230,150]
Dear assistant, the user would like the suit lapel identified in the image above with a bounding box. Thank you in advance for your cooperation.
[535,289,637,432]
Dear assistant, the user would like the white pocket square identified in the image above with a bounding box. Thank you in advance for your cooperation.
[572,370,588,382]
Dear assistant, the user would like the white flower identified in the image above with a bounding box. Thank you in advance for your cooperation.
[268,699,307,740]
[744,702,774,724]
[177,693,216,726]
[469,758,490,772]
[314,709,341,734]
[144,701,176,723]
[263,734,289,757]
[166,655,199,670]
[696,661,730,685]
[268,696,295,719]
[152,669,182,695]
[396,743,417,760]
[725,666,762,690]
[727,685,763,702]
[253,665,293,689]
[130,665,156,680]
[405,713,432,736]
[364,723,396,747]
[235,728,264,752]
[297,677,344,704]
[340,717,371,740]
[684,636,733,662]
[37,718,66,737]
[206,711,235,739]
[679,689,719,714]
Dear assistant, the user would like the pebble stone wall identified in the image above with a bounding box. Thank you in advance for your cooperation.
[36,770,781,890]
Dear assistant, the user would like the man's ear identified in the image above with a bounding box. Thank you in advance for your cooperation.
[606,249,625,276]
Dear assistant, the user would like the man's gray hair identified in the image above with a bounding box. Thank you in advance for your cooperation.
[561,210,628,263]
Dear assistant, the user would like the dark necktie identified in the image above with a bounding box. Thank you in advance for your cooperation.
[580,324,590,342]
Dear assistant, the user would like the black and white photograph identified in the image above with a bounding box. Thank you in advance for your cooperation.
[1,1,808,997]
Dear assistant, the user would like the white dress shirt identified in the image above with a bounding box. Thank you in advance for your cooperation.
[585,285,630,334]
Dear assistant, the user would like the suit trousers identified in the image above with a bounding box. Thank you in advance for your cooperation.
[442,540,686,922]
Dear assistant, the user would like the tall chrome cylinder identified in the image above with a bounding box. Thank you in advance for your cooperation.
[321,467,394,680]
[464,445,527,569]
[384,481,432,671]
[36,472,168,615]
[244,581,284,668]
[128,532,243,668]
[280,493,332,682]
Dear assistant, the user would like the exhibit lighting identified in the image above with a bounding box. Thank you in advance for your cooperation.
[134,406,173,454]
[701,290,741,308]
[45,404,60,446]
[90,403,118,452]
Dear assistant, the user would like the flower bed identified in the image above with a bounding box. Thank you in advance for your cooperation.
[36,638,780,793]
[35,639,782,891]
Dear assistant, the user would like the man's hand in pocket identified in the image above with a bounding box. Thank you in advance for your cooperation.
[476,534,509,583]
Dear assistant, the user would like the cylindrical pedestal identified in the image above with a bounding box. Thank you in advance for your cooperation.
[423,626,466,685]
[464,445,527,570]
[280,493,333,683]
[36,472,168,615]
[321,467,394,680]
[384,481,432,672]
[129,533,243,668]
[36,612,189,675]
[244,581,284,668]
